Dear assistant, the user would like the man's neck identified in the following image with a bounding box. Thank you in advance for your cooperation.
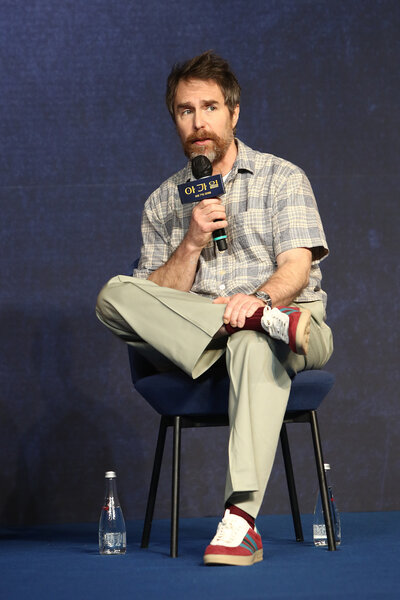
[212,139,238,177]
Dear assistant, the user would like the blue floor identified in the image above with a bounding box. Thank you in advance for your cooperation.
[1,512,399,599]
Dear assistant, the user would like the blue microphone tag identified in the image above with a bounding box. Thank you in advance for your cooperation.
[178,174,225,204]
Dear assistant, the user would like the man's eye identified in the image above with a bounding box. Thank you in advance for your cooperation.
[182,109,192,115]
[206,105,216,111]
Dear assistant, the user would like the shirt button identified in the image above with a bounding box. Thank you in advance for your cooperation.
[219,284,226,291]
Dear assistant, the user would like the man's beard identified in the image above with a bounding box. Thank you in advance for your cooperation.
[183,129,234,164]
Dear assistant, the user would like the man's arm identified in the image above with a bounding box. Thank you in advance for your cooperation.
[258,247,312,306]
[213,247,312,328]
[147,197,227,291]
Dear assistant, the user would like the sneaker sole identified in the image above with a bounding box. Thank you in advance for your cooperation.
[204,549,263,566]
[295,309,311,355]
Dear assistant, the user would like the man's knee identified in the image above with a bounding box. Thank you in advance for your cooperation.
[95,276,122,323]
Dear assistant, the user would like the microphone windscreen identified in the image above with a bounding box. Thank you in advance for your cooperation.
[192,155,212,179]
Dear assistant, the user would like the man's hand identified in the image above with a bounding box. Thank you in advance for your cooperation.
[213,293,266,328]
[212,248,313,328]
[185,198,228,251]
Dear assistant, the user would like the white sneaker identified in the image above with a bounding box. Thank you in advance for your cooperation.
[203,509,263,566]
[261,307,290,344]
[261,305,311,355]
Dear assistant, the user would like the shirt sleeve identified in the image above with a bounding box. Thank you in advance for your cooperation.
[132,191,171,278]
[272,168,329,262]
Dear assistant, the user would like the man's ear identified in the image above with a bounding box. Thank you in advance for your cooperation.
[232,104,240,129]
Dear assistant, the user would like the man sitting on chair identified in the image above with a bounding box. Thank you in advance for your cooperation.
[96,50,333,566]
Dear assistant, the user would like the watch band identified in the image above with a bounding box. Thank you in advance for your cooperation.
[254,291,272,308]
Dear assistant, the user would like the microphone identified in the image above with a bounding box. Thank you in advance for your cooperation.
[191,155,228,251]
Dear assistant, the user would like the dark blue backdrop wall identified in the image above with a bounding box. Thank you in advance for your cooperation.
[1,0,398,526]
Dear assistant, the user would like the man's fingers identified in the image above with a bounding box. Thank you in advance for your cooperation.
[192,199,227,233]
[224,295,264,327]
[213,294,265,327]
[235,301,260,328]
[222,295,244,325]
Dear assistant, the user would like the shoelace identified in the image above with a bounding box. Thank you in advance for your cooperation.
[213,516,245,545]
[262,307,289,343]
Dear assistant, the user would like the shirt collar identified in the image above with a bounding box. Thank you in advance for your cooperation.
[233,138,255,175]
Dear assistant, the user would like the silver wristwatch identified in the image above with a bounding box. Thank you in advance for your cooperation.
[253,291,272,308]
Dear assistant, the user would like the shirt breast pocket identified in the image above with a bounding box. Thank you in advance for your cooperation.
[227,209,274,263]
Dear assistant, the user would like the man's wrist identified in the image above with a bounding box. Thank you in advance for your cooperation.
[253,291,272,308]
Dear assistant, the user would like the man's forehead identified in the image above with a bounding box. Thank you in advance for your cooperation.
[174,78,224,103]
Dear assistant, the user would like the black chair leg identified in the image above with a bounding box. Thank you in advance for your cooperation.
[170,416,182,558]
[141,417,168,549]
[280,423,304,542]
[309,410,337,551]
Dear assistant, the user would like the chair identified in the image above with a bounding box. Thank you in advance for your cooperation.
[128,346,337,557]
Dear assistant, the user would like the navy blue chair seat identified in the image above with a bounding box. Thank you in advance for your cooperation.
[128,346,337,556]
[135,366,334,416]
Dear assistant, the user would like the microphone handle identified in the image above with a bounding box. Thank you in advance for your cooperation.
[213,226,227,251]
[191,157,227,251]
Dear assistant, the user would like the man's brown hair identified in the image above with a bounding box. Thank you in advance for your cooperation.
[166,50,241,122]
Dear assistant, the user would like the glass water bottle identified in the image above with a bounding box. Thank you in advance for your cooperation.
[99,471,127,554]
[313,463,341,547]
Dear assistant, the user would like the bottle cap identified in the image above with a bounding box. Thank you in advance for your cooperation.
[105,471,116,478]
[324,463,331,470]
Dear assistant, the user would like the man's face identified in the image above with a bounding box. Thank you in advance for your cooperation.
[173,78,239,164]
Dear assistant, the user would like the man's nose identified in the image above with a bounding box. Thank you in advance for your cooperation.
[193,110,206,130]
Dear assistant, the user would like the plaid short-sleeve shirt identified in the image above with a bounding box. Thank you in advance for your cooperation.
[134,139,329,306]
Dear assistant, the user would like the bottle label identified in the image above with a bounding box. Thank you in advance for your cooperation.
[313,524,328,546]
[99,532,127,554]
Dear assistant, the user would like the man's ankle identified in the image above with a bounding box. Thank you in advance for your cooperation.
[225,503,255,529]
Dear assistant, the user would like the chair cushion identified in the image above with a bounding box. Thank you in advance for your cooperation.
[135,369,334,416]
[285,370,335,412]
